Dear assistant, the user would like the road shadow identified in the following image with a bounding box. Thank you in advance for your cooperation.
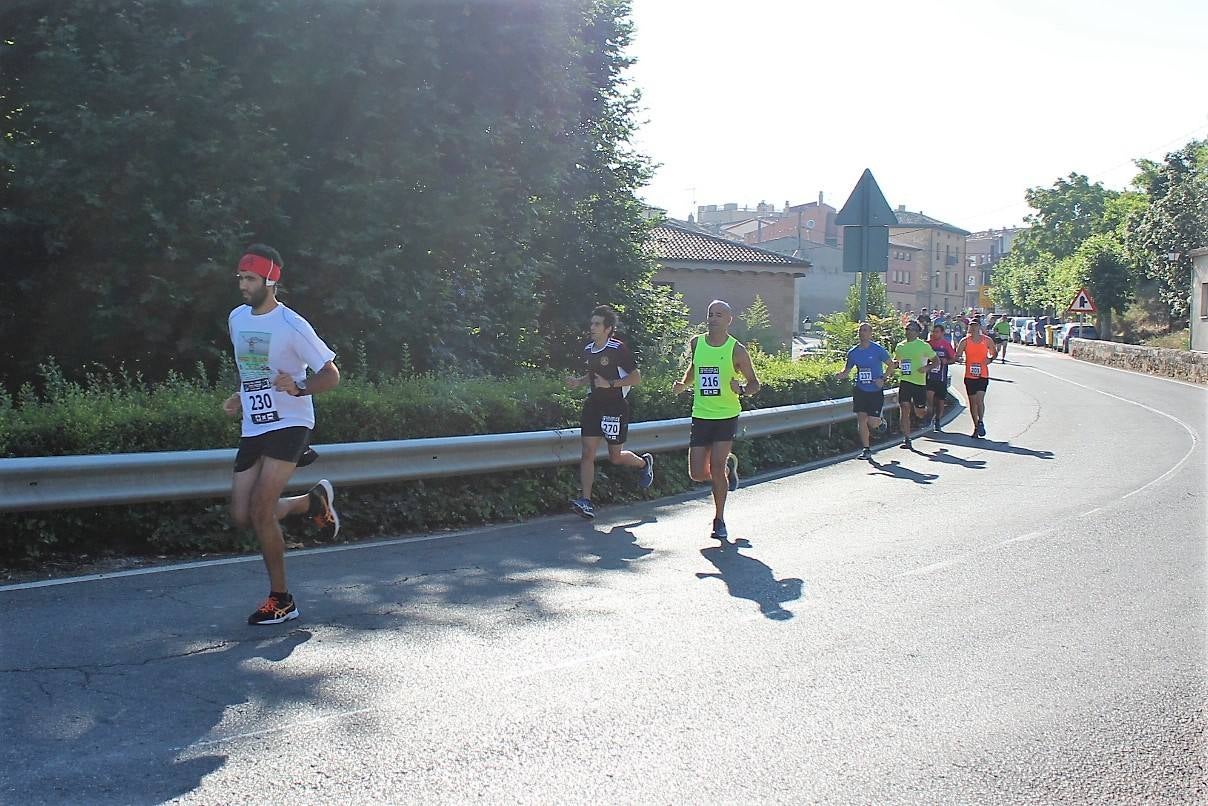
[582,519,655,570]
[1,512,669,801]
[1,627,313,804]
[927,447,987,470]
[695,537,803,621]
[868,457,939,485]
[966,438,1055,459]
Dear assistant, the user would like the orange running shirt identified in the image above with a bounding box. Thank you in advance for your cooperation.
[964,336,992,380]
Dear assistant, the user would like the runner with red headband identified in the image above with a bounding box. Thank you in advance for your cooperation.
[224,243,342,625]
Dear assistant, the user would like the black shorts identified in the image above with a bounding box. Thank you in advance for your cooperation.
[964,377,990,395]
[852,388,884,417]
[690,416,739,447]
[898,381,928,408]
[925,376,948,395]
[234,426,311,473]
[581,395,630,445]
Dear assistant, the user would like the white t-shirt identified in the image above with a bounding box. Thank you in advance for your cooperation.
[228,304,336,437]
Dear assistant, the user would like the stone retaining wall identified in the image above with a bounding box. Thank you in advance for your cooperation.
[1069,338,1208,384]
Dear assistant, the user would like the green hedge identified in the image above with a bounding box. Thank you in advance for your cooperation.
[3,355,885,567]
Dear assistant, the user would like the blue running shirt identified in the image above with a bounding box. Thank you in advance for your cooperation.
[845,342,891,392]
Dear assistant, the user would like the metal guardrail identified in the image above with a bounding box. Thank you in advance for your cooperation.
[1,391,897,512]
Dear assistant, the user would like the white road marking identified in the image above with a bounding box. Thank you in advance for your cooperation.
[896,364,1201,578]
[1015,345,1208,390]
[6,350,1197,594]
[0,524,527,592]
[0,445,875,592]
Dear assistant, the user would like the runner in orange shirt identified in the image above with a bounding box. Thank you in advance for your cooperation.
[953,317,998,439]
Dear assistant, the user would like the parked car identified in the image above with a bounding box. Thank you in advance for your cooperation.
[1059,323,1099,352]
[1010,316,1030,343]
[1021,320,1038,345]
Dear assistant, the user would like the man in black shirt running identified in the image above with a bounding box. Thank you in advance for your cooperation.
[565,305,655,519]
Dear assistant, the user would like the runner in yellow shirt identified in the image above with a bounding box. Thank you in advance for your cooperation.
[672,300,761,540]
[892,321,938,450]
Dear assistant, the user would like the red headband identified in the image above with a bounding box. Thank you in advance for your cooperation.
[238,253,282,284]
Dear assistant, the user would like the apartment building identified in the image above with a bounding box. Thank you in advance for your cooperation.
[889,206,972,313]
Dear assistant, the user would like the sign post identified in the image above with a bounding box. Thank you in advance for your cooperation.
[836,169,896,321]
[1067,287,1097,323]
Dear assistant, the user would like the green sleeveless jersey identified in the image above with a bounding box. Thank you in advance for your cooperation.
[691,335,740,419]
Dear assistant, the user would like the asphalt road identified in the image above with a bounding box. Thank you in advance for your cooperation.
[3,346,1205,804]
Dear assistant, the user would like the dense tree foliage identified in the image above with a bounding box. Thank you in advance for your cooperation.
[1126,140,1207,319]
[990,141,1205,336]
[844,272,890,320]
[0,0,669,388]
[1011,173,1117,262]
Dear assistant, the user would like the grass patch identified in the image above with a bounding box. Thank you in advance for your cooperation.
[1141,330,1191,350]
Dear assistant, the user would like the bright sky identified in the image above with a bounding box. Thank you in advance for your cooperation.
[626,0,1208,232]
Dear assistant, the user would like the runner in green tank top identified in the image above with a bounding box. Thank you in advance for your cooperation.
[672,300,761,540]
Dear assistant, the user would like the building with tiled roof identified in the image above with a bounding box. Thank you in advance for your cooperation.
[889,205,973,313]
[649,222,810,266]
[892,209,972,237]
[647,221,810,350]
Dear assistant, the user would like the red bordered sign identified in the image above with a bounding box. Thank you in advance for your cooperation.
[1067,287,1097,313]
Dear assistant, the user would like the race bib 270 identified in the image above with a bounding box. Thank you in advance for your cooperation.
[600,415,621,439]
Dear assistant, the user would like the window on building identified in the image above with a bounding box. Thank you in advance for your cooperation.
[1202,282,1208,319]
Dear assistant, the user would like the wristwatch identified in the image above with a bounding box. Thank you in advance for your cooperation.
[292,379,310,397]
[738,384,748,396]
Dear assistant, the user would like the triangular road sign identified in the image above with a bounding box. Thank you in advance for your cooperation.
[835,169,897,227]
[1067,287,1097,313]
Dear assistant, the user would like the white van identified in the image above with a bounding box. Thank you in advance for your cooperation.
[1010,317,1030,343]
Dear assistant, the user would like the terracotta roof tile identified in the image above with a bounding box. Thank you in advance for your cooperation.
[648,222,810,266]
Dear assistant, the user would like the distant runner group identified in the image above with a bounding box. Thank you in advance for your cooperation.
[839,309,1000,453]
[224,245,1001,626]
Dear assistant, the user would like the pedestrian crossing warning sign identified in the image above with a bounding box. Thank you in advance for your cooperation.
[1067,287,1097,313]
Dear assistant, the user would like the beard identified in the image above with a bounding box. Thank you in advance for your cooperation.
[246,285,270,308]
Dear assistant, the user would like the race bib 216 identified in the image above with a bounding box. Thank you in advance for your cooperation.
[699,366,721,396]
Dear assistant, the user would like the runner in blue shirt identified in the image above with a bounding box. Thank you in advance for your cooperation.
[835,323,894,460]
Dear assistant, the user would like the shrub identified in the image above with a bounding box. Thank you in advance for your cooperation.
[3,355,859,567]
